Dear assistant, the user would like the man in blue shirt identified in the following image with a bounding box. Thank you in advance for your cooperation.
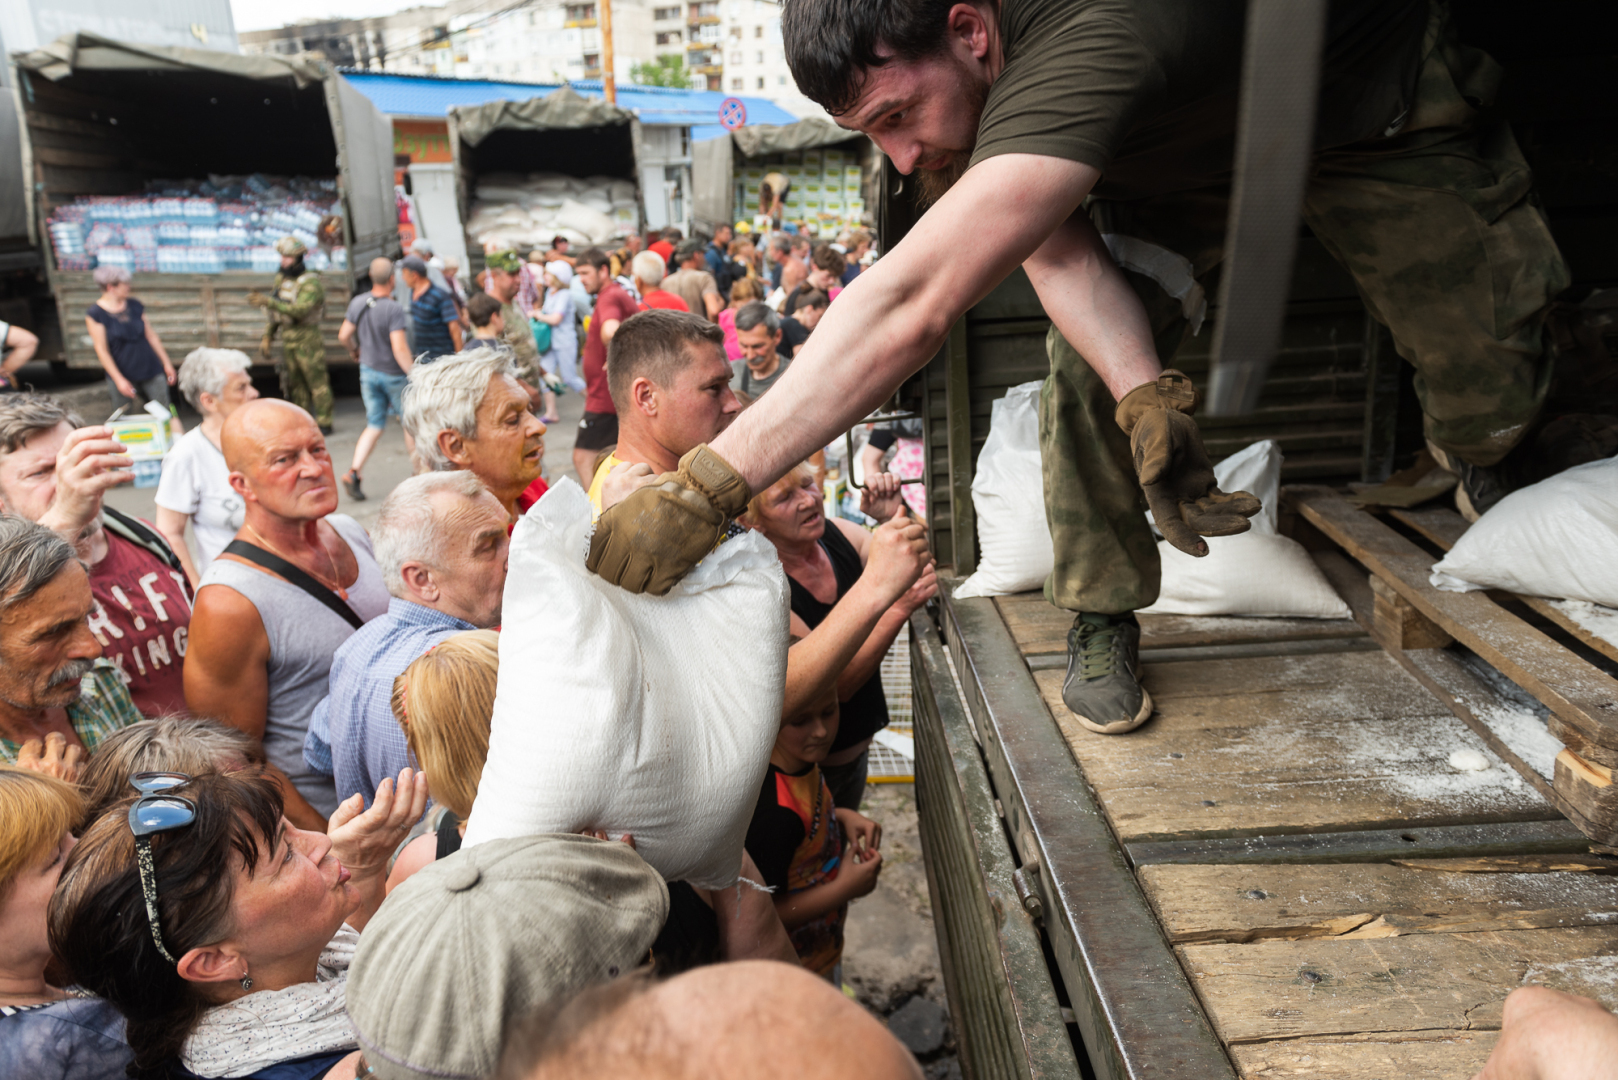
[304,470,508,805]
[400,255,462,360]
[704,223,745,300]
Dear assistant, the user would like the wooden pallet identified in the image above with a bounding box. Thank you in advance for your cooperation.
[969,491,1618,1079]
[1290,488,1618,846]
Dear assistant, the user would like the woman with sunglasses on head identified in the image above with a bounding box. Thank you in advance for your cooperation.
[48,766,426,1080]
[0,766,133,1080]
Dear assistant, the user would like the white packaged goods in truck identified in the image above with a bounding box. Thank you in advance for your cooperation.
[465,173,639,250]
[449,89,645,259]
[47,176,349,275]
[12,33,398,367]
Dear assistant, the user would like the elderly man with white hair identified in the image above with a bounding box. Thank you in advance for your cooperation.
[154,347,259,584]
[402,346,549,524]
[304,469,510,807]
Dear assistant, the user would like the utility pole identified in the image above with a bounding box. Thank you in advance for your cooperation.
[600,0,616,104]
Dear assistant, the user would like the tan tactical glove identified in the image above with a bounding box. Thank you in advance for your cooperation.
[245,290,269,309]
[587,444,752,595]
[258,331,275,362]
[1116,369,1262,557]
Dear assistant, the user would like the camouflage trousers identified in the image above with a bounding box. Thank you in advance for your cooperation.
[278,326,334,428]
[1042,0,1570,614]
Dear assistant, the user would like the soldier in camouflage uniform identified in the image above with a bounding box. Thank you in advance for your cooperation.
[248,237,333,431]
[1040,3,1569,630]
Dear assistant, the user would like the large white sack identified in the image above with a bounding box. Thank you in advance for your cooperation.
[955,382,1052,598]
[953,396,1348,618]
[1430,456,1618,606]
[552,198,617,244]
[463,481,790,889]
[1143,440,1349,618]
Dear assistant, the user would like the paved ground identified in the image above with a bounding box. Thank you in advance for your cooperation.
[849,783,960,1077]
[21,363,958,1070]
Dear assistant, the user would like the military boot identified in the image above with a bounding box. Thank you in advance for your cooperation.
[1062,612,1152,735]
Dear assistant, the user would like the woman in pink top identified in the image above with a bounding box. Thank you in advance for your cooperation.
[718,277,765,361]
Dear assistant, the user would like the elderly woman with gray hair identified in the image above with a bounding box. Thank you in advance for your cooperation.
[84,265,177,414]
[153,348,259,585]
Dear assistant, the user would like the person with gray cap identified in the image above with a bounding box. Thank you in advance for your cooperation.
[400,256,463,361]
[345,834,669,1080]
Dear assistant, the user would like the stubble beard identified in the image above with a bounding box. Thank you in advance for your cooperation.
[913,75,989,208]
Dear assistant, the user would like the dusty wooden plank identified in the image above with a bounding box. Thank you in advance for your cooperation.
[995,594,1365,657]
[1311,550,1374,628]
[1034,651,1552,843]
[1370,574,1453,651]
[1182,927,1618,1043]
[1393,648,1562,805]
[1230,1032,1496,1080]
[1139,861,1618,944]
[1554,750,1618,845]
[1291,488,1618,748]
[1390,508,1618,665]
[1128,820,1592,868]
[1550,714,1618,770]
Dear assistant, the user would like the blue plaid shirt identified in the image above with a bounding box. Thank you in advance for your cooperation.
[304,598,476,807]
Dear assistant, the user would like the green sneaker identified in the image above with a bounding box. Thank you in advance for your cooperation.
[1062,613,1153,735]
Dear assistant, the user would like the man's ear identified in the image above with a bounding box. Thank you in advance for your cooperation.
[948,2,995,62]
[632,377,659,419]
[397,561,438,603]
[227,471,254,502]
[175,942,247,987]
[438,429,472,469]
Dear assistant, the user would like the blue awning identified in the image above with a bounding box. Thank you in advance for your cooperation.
[340,71,801,131]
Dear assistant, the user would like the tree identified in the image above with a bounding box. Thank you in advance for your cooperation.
[630,54,694,89]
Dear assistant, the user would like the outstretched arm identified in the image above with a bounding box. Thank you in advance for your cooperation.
[709,153,1107,492]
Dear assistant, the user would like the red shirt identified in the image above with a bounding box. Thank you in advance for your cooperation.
[640,289,690,313]
[516,475,549,520]
[87,532,193,717]
[583,280,637,415]
[649,240,674,265]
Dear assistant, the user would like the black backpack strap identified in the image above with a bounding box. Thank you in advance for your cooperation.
[103,507,188,587]
[222,540,364,630]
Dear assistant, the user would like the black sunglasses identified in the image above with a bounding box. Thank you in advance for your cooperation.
[127,772,197,964]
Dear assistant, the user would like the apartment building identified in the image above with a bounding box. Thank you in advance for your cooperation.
[240,0,659,86]
[707,0,828,120]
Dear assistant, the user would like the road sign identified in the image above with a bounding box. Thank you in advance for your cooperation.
[719,97,747,130]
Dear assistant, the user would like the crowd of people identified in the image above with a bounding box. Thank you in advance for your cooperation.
[0,220,939,1079]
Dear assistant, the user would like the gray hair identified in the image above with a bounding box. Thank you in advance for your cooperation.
[631,250,666,288]
[93,265,131,289]
[0,394,82,456]
[370,471,491,597]
[0,515,80,612]
[176,348,252,410]
[402,347,519,472]
[734,301,780,335]
[77,715,265,822]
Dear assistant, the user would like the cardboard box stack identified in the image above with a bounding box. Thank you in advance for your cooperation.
[737,147,868,234]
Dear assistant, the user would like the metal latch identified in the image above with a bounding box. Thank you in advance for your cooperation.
[1011,857,1044,922]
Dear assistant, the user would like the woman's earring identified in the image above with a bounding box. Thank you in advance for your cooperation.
[240,970,253,992]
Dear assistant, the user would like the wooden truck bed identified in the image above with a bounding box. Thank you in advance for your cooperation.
[910,488,1618,1080]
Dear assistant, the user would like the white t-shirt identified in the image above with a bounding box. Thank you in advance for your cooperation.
[154,427,244,570]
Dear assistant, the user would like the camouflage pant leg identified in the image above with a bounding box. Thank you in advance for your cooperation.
[1040,324,1162,615]
[280,327,334,427]
[1300,3,1569,466]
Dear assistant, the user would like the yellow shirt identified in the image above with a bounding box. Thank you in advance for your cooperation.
[585,451,622,519]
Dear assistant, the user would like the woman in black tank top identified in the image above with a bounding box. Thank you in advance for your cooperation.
[744,464,937,810]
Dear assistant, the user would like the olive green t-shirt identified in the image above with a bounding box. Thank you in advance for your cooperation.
[969,0,1428,200]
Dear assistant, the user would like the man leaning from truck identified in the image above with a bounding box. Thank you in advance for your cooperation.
[248,236,334,434]
[585,0,1571,738]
